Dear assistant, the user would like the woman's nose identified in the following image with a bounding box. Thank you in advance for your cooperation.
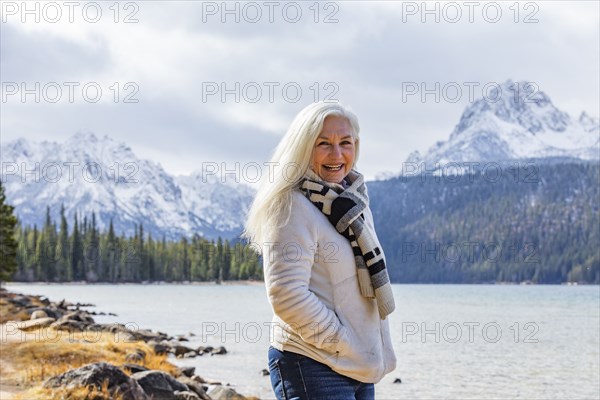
[331,145,342,157]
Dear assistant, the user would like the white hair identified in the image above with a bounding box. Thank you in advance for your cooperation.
[242,101,360,252]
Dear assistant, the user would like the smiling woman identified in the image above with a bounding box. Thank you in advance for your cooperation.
[243,102,396,400]
[311,115,356,185]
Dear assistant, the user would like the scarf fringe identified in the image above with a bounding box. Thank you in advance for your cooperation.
[357,268,375,298]
[375,285,396,320]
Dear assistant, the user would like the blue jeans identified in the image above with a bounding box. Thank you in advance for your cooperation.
[268,346,375,400]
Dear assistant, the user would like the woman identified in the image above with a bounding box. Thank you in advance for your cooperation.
[243,102,396,399]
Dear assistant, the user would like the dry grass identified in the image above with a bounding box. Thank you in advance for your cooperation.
[14,380,119,400]
[2,328,179,399]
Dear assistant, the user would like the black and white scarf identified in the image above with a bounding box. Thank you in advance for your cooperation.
[300,168,395,320]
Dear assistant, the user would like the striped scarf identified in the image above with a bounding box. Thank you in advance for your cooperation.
[300,169,395,320]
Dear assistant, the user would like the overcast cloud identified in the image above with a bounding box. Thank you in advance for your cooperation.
[1,0,598,181]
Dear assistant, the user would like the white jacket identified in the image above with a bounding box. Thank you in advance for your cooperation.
[263,190,397,383]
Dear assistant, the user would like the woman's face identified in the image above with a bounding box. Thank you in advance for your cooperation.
[310,116,356,184]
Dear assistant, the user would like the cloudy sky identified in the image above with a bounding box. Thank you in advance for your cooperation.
[1,0,599,182]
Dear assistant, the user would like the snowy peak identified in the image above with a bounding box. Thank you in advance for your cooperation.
[452,80,569,138]
[1,133,255,240]
[409,79,599,168]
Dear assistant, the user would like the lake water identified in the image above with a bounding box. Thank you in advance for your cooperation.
[5,283,599,400]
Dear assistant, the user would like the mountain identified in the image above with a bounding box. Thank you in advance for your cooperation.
[0,132,255,240]
[369,161,599,284]
[405,80,599,170]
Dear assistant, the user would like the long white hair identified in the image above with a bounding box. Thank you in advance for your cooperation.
[242,101,360,252]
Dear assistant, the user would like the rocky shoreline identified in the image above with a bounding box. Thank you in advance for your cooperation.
[0,287,260,399]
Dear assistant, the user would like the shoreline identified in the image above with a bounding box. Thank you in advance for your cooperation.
[0,286,260,400]
[2,280,266,286]
[3,280,596,286]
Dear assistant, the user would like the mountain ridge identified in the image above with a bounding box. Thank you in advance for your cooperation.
[402,80,599,172]
[1,132,255,240]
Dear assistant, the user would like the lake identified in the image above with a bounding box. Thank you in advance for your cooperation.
[4,283,599,400]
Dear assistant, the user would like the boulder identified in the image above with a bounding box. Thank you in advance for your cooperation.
[16,317,56,331]
[122,364,149,374]
[43,362,148,400]
[130,328,169,343]
[29,306,62,319]
[196,346,212,354]
[58,310,95,325]
[175,366,196,378]
[207,385,247,400]
[148,341,170,355]
[171,344,197,357]
[259,369,269,376]
[210,346,227,355]
[125,352,145,363]
[190,375,208,384]
[30,310,48,320]
[50,319,89,332]
[9,295,32,307]
[177,376,211,400]
[131,370,189,400]
[174,390,200,400]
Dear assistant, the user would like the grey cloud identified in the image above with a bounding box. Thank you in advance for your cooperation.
[0,24,110,81]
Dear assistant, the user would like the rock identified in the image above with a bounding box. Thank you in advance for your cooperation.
[50,319,89,332]
[102,323,129,333]
[29,307,62,319]
[30,310,48,319]
[174,390,200,400]
[44,362,148,400]
[16,317,56,331]
[259,369,269,376]
[149,342,170,355]
[130,328,169,343]
[87,324,138,342]
[58,310,95,325]
[121,364,150,374]
[210,346,227,355]
[131,370,189,400]
[172,344,197,357]
[175,366,196,378]
[207,385,247,400]
[197,346,213,354]
[135,349,147,358]
[177,376,211,400]
[181,352,197,359]
[125,352,145,363]
[50,311,95,332]
[393,377,402,383]
[190,375,207,384]
[9,295,32,307]
[200,377,221,385]
[122,364,149,374]
[176,335,189,342]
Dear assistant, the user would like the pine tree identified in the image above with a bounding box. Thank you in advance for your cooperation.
[71,213,83,280]
[57,204,71,281]
[0,180,19,281]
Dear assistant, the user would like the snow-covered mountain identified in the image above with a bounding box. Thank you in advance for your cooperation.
[0,132,255,240]
[405,80,599,170]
